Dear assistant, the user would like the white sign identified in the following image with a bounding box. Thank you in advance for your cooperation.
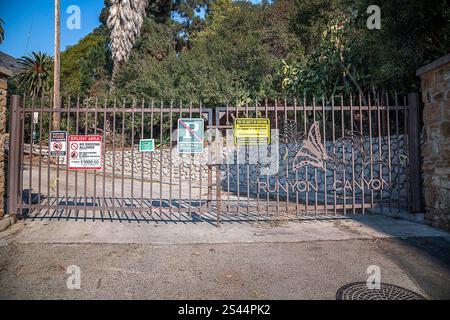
[68,135,102,170]
[49,131,67,165]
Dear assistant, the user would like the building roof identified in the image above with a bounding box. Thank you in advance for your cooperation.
[0,51,23,76]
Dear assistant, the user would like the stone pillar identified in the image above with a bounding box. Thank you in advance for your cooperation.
[417,55,450,230]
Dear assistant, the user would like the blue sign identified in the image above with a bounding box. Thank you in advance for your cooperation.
[177,118,204,154]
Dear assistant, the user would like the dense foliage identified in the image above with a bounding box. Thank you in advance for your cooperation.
[14,52,53,96]
[53,0,448,103]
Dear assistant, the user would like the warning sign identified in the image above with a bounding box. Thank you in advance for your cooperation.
[234,118,271,145]
[68,135,102,170]
[177,118,204,154]
[49,131,67,157]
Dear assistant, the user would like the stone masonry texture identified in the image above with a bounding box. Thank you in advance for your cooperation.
[418,55,450,230]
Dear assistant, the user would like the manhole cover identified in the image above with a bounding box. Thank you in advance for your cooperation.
[336,282,426,300]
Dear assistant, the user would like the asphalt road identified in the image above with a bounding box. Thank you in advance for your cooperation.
[1,236,449,300]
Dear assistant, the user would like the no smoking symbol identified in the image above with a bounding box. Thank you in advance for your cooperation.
[71,143,79,150]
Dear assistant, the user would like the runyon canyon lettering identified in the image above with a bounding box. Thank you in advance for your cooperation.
[258,178,390,193]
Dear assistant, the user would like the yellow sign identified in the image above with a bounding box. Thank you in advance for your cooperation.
[234,118,271,145]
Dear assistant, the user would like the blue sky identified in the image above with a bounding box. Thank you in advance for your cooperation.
[0,0,105,58]
[0,0,262,59]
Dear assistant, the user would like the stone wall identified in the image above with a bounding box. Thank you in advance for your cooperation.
[0,75,8,218]
[417,54,450,230]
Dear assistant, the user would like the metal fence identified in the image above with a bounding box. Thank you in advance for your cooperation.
[6,93,423,226]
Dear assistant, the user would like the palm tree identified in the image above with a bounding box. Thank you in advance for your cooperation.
[107,0,148,83]
[0,18,5,44]
[14,52,53,96]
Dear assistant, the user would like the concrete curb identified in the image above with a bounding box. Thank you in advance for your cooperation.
[0,215,15,232]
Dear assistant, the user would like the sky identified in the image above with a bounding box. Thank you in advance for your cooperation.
[0,0,105,58]
[0,0,262,59]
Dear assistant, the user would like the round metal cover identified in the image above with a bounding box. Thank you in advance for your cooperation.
[336,282,426,300]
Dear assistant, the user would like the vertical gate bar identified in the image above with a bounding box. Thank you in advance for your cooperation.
[140,99,145,219]
[404,95,410,210]
[368,93,374,211]
[65,96,71,219]
[84,100,88,220]
[332,95,337,215]
[340,94,346,215]
[394,92,401,212]
[47,96,52,218]
[245,102,250,217]
[74,97,80,218]
[294,97,299,216]
[169,100,173,218]
[188,101,192,219]
[216,151,221,226]
[150,100,154,217]
[385,92,392,211]
[7,96,21,218]
[93,97,98,220]
[178,101,182,218]
[121,99,125,219]
[38,96,44,215]
[265,99,269,216]
[322,95,328,215]
[130,99,136,220]
[407,93,423,212]
[358,94,365,214]
[159,100,163,218]
[377,92,383,210]
[284,98,288,214]
[199,101,203,215]
[350,93,356,214]
[18,97,25,217]
[312,96,317,215]
[303,94,308,213]
[29,97,35,217]
[225,103,230,214]
[255,99,260,219]
[112,99,116,217]
[56,97,61,219]
[102,97,108,221]
[274,98,279,218]
[236,102,240,216]
[15,97,23,218]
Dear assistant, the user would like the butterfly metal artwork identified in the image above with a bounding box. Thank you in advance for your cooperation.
[281,120,389,173]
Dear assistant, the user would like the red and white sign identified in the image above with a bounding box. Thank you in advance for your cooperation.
[68,135,102,170]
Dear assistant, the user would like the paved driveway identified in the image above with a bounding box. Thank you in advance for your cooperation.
[1,215,449,300]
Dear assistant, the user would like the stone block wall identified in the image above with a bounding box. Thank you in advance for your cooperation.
[417,55,450,230]
[0,76,8,217]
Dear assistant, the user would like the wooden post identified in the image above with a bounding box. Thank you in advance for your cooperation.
[52,0,61,130]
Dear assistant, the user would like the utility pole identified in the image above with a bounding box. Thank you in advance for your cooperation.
[53,0,61,130]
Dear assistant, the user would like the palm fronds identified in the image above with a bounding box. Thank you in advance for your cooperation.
[14,52,53,96]
[107,0,148,83]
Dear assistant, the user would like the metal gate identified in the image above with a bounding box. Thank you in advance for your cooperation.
[7,93,423,225]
